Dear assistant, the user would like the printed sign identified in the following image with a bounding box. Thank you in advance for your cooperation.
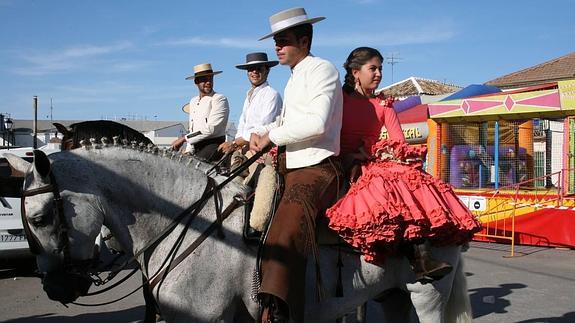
[468,196,487,211]
[458,195,487,212]
[380,122,429,144]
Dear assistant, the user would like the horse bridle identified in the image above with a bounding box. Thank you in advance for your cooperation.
[18,147,267,305]
[21,171,94,274]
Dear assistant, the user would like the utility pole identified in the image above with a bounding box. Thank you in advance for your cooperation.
[50,97,53,121]
[33,96,38,149]
[385,52,402,84]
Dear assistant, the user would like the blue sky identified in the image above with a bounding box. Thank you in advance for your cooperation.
[1,0,573,125]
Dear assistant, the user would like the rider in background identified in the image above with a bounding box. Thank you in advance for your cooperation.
[325,47,482,282]
[218,52,282,174]
[171,63,229,162]
[250,7,343,323]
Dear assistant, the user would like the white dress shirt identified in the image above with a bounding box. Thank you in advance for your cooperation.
[235,81,282,141]
[186,92,229,146]
[256,55,343,169]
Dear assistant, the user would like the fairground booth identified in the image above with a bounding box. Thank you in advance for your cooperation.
[426,80,575,253]
[386,53,575,254]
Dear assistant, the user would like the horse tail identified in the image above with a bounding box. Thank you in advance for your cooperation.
[444,257,473,323]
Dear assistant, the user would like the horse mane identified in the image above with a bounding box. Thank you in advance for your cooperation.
[57,120,153,150]
[68,137,232,183]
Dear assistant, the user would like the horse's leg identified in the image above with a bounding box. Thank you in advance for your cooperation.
[375,288,413,323]
[444,259,472,323]
[407,280,445,323]
[407,246,461,323]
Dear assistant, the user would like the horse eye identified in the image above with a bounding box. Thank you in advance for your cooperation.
[30,216,47,227]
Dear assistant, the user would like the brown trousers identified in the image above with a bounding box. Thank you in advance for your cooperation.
[259,150,342,322]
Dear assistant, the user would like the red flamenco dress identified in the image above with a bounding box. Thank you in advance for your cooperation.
[326,97,481,264]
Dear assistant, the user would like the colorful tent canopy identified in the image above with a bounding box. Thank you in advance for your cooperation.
[428,80,575,122]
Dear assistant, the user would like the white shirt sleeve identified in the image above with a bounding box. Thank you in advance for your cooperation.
[235,97,249,140]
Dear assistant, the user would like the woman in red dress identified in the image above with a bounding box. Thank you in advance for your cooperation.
[326,47,481,282]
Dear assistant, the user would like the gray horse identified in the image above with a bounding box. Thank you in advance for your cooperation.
[6,146,472,323]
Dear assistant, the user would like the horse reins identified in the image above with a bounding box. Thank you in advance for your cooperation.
[79,149,266,306]
[20,147,269,306]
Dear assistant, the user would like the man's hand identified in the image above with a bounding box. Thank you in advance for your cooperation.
[250,133,271,152]
[171,137,186,151]
[249,133,261,152]
[218,141,236,154]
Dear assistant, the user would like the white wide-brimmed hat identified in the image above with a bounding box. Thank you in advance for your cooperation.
[235,52,278,70]
[185,63,222,80]
[259,7,325,41]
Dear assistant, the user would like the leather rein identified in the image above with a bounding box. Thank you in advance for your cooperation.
[19,148,266,305]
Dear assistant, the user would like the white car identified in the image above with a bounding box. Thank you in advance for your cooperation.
[0,145,60,258]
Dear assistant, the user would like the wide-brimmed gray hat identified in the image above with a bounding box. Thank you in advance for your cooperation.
[185,63,222,80]
[259,7,325,41]
[235,52,278,70]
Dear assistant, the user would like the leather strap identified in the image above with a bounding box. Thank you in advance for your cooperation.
[148,195,245,290]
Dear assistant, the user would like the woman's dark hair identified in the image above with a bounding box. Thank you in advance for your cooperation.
[342,47,384,94]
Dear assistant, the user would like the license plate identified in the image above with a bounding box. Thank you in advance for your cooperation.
[0,234,27,242]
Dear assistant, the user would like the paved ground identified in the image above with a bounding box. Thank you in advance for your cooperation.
[0,241,574,322]
[464,242,575,323]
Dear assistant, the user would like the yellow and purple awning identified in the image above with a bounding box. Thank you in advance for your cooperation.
[429,80,575,122]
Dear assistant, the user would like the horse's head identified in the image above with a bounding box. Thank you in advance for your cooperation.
[5,150,102,303]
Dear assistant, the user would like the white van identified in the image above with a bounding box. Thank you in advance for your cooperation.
[0,145,60,258]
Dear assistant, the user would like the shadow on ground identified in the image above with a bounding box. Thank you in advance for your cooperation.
[517,311,575,322]
[0,258,38,279]
[468,283,527,318]
[4,305,146,323]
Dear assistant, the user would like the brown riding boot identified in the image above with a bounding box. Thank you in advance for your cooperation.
[406,240,453,283]
[259,293,289,323]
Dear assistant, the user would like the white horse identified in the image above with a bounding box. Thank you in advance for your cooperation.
[6,146,472,323]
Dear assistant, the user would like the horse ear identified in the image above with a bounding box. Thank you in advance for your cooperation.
[33,150,51,179]
[53,123,71,136]
[4,153,32,174]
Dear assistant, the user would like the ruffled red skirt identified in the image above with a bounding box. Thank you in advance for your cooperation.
[325,139,481,263]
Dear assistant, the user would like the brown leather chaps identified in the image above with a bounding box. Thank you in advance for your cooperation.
[259,149,342,322]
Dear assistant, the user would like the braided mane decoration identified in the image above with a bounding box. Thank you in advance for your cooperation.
[73,136,217,171]
[55,120,154,151]
[53,120,220,168]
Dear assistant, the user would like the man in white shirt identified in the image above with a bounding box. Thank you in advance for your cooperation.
[250,7,343,323]
[171,63,230,162]
[218,52,282,160]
